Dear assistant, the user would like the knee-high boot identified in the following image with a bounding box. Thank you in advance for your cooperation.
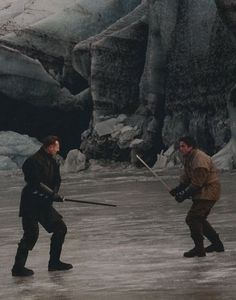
[12,243,34,276]
[48,233,72,271]
[49,234,63,265]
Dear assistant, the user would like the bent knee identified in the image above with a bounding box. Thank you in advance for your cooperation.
[52,221,67,237]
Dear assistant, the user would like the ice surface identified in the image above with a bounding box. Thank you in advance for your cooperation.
[0,166,235,299]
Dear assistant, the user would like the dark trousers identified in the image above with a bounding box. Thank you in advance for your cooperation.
[13,207,67,268]
[185,200,218,245]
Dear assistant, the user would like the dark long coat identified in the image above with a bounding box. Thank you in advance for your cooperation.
[19,147,61,217]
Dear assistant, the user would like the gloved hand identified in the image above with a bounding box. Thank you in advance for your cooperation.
[169,183,188,197]
[175,185,200,203]
[52,193,64,202]
[169,188,178,197]
[175,191,188,203]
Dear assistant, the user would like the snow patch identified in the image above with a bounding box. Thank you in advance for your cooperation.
[0,131,41,169]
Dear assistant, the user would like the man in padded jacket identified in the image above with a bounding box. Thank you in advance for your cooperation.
[170,136,224,258]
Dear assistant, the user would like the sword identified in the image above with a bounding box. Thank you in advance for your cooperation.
[64,198,116,207]
[40,183,117,207]
[136,154,171,192]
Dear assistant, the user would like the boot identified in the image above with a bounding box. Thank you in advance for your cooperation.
[184,236,206,258]
[205,235,224,253]
[12,244,34,277]
[48,261,73,271]
[184,247,206,258]
[12,266,34,277]
[203,221,225,253]
[48,235,72,272]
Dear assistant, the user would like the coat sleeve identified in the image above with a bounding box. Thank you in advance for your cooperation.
[22,157,41,188]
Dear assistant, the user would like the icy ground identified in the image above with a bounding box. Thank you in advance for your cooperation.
[0,166,236,299]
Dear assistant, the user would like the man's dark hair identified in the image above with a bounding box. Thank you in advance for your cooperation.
[42,135,60,148]
[179,136,197,148]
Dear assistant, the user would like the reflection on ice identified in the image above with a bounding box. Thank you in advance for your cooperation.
[0,168,236,299]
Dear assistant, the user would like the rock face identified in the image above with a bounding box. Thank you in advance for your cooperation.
[0,0,78,29]
[0,0,140,156]
[0,44,90,155]
[78,0,236,165]
[73,1,148,118]
[162,0,236,155]
[1,0,236,168]
[62,149,87,173]
[0,0,141,94]
[0,44,71,107]
[73,1,154,163]
[211,0,236,169]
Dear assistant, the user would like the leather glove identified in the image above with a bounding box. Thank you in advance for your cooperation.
[52,193,64,202]
[175,185,201,203]
[170,188,178,197]
[175,190,188,203]
[169,183,188,197]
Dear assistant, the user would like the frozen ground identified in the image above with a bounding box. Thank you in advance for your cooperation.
[0,166,236,300]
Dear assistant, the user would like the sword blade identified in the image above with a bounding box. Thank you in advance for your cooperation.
[136,154,170,192]
[64,198,117,207]
[40,182,117,207]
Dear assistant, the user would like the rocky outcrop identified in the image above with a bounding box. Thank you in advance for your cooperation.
[212,86,236,170]
[211,0,236,169]
[0,45,91,156]
[0,0,141,94]
[73,1,148,118]
[72,1,152,163]
[1,0,236,168]
[0,44,75,107]
[77,0,236,165]
[162,0,236,155]
[0,1,140,156]
[62,149,87,173]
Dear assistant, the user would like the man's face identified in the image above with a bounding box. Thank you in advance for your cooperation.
[47,141,60,155]
[179,141,193,155]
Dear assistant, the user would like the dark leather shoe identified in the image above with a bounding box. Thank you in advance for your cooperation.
[48,261,73,271]
[184,247,206,258]
[12,266,34,277]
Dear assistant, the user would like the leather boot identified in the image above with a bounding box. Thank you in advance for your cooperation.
[48,261,73,271]
[12,244,34,277]
[203,221,225,253]
[12,266,34,277]
[205,234,224,253]
[184,247,206,257]
[48,235,72,272]
[184,236,206,258]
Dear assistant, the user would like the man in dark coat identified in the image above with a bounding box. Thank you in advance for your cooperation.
[12,136,73,277]
[170,136,224,258]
